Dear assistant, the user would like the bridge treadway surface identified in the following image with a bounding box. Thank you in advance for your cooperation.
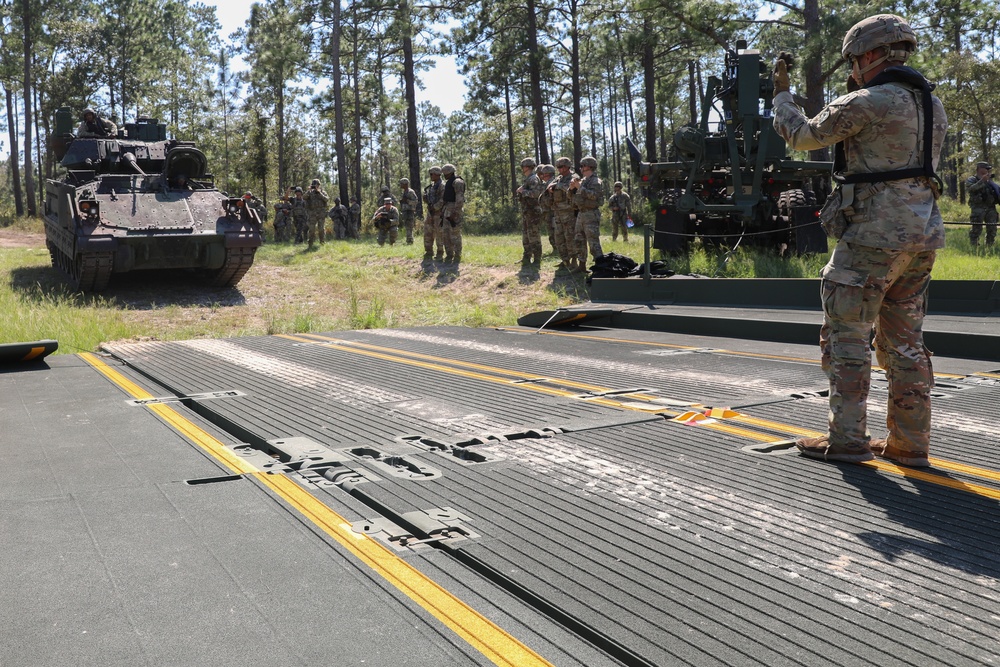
[4,326,1000,666]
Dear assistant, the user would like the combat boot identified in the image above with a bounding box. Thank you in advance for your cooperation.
[795,435,874,463]
[870,438,929,468]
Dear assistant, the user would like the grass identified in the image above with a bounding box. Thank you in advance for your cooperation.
[1,214,994,356]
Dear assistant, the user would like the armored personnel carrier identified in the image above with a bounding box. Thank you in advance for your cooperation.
[628,42,833,255]
[43,107,262,291]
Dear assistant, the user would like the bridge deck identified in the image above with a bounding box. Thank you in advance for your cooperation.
[3,325,999,666]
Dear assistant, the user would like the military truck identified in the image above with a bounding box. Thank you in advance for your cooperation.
[44,107,262,291]
[627,41,833,255]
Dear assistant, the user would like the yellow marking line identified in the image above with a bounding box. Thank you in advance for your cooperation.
[80,352,552,667]
[280,333,646,410]
[862,459,1000,500]
[81,353,258,474]
[973,372,1000,380]
[496,327,975,379]
[286,335,1000,491]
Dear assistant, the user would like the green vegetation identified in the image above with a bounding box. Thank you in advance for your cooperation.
[1,220,994,357]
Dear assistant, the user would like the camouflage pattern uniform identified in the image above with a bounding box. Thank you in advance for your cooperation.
[304,179,329,248]
[377,186,398,209]
[536,165,557,255]
[423,166,445,259]
[398,179,419,244]
[328,198,349,240]
[372,200,399,246]
[349,198,361,239]
[517,158,545,265]
[547,157,579,269]
[273,198,293,242]
[609,183,632,241]
[441,164,466,263]
[291,189,308,244]
[966,163,998,246]
[772,14,947,463]
[572,156,604,269]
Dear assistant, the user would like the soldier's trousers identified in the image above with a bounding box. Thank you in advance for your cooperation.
[350,217,361,239]
[377,224,398,246]
[547,214,557,252]
[442,204,463,261]
[521,211,543,262]
[969,207,998,245]
[401,211,416,243]
[552,209,577,264]
[423,211,444,256]
[333,219,347,240]
[307,212,326,246]
[293,218,308,243]
[612,212,629,240]
[274,221,291,242]
[575,209,603,267]
[819,241,936,453]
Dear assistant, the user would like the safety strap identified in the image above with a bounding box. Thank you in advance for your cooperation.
[832,66,939,187]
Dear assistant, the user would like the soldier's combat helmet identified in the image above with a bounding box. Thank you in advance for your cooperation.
[842,14,917,65]
[976,161,993,171]
[294,186,303,192]
[399,178,409,186]
[520,157,537,169]
[540,164,556,175]
[429,166,442,175]
[381,185,390,191]
[614,181,623,188]
[441,164,456,176]
[82,107,97,119]
[579,156,598,169]
[554,157,572,169]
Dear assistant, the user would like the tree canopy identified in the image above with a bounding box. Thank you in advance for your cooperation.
[2,0,998,226]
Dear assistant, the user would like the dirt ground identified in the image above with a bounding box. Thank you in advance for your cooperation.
[0,228,45,248]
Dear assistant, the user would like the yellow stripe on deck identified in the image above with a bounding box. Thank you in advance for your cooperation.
[80,352,553,667]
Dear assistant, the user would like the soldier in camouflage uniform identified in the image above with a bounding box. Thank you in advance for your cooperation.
[304,178,329,249]
[440,164,466,264]
[328,197,349,240]
[349,197,361,239]
[273,192,293,243]
[291,187,308,244]
[516,157,545,266]
[536,165,558,256]
[398,178,419,244]
[546,157,579,270]
[372,198,400,246]
[966,161,999,247]
[423,166,446,260]
[609,182,632,242]
[773,14,946,467]
[571,156,604,271]
[378,185,398,209]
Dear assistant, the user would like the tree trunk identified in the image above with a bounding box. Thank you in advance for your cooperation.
[641,16,656,161]
[400,3,422,216]
[505,80,517,206]
[332,0,349,206]
[570,0,581,165]
[802,0,828,163]
[22,0,36,216]
[352,6,362,209]
[526,0,549,164]
[277,81,286,190]
[688,60,697,125]
[5,86,25,217]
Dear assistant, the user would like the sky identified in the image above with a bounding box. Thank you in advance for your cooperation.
[211,0,469,116]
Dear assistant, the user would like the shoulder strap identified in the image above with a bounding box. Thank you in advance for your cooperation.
[833,67,939,187]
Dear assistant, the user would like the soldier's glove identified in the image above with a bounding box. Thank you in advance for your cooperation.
[772,52,794,95]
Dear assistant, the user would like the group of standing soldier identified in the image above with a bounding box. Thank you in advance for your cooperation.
[265,158,634,275]
[273,182,361,247]
[517,156,632,273]
[967,161,999,247]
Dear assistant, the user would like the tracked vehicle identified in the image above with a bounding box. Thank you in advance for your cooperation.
[43,108,262,291]
[628,41,833,255]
